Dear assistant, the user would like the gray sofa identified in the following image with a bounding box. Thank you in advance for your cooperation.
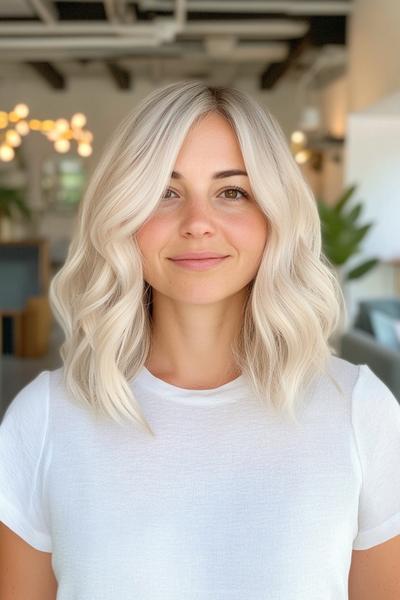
[339,298,400,401]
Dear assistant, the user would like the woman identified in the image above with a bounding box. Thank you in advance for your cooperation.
[1,80,400,599]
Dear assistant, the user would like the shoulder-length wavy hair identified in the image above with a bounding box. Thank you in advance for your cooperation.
[49,79,346,437]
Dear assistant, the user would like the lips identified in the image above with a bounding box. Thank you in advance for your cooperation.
[168,256,229,271]
[169,252,228,260]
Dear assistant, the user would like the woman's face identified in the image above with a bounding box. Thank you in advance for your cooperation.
[135,112,268,306]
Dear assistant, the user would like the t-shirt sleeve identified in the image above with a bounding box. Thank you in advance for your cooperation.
[0,370,52,552]
[351,364,400,550]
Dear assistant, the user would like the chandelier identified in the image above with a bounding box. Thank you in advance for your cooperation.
[0,103,93,162]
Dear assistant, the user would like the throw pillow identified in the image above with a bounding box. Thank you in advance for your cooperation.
[370,309,400,351]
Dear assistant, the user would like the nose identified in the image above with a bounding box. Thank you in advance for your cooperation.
[178,196,218,238]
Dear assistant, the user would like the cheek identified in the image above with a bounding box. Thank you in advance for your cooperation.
[232,212,268,253]
[135,218,166,254]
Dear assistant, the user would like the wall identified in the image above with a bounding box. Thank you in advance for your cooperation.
[348,0,400,112]
[343,0,400,322]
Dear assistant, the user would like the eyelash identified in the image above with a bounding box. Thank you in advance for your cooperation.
[163,186,249,201]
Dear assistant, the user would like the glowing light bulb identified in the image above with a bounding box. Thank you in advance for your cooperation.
[46,129,60,141]
[55,118,69,133]
[29,119,41,130]
[71,113,86,128]
[80,130,93,143]
[55,139,70,153]
[6,130,21,147]
[0,111,8,129]
[295,150,310,164]
[15,120,30,136]
[0,144,15,161]
[14,103,29,119]
[41,120,55,132]
[77,143,92,157]
[291,130,307,145]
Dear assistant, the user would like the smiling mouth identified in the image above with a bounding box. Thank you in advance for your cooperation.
[168,256,229,270]
[170,256,227,262]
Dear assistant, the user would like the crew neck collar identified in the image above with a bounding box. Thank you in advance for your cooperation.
[132,365,249,406]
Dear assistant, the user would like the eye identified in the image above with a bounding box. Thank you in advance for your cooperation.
[162,186,249,201]
[220,186,249,201]
[162,188,179,199]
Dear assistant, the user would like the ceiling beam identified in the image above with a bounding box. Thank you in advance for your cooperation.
[26,0,58,23]
[25,61,66,89]
[138,0,353,16]
[115,0,137,22]
[0,19,308,37]
[260,31,312,89]
[103,0,118,23]
[104,61,132,89]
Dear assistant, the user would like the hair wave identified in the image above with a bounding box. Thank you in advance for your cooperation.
[49,80,346,437]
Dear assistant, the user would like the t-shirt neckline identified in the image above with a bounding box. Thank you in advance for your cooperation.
[132,365,248,406]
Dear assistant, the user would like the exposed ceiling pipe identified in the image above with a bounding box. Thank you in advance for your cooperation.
[0,19,308,38]
[0,42,289,62]
[139,0,353,16]
[0,36,163,50]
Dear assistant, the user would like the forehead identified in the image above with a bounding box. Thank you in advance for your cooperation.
[173,113,245,172]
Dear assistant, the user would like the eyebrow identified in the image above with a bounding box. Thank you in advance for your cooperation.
[171,169,248,179]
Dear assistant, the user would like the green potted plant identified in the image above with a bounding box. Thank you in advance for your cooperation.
[0,144,32,239]
[317,183,379,285]
[0,184,32,240]
[317,183,380,347]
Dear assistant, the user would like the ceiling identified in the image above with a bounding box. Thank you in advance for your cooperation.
[0,1,353,89]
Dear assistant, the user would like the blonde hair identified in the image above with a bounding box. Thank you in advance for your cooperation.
[49,80,346,437]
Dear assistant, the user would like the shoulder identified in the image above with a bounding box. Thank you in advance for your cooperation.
[1,367,66,438]
[1,370,50,429]
[324,355,399,416]
[327,354,361,389]
[309,355,361,406]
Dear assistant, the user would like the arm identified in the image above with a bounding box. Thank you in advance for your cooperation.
[348,535,400,600]
[0,522,57,600]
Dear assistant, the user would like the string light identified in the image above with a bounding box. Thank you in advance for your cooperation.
[0,103,94,161]
[71,113,86,128]
[54,139,70,153]
[0,144,15,162]
[55,118,69,133]
[15,121,30,136]
[5,130,21,147]
[14,103,29,119]
[78,143,93,157]
[291,130,307,145]
[295,149,311,164]
[28,119,41,130]
[8,112,20,123]
[290,128,311,164]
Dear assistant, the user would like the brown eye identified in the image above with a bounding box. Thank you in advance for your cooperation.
[162,188,179,199]
[220,187,249,201]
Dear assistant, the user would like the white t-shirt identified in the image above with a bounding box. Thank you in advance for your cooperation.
[1,355,400,600]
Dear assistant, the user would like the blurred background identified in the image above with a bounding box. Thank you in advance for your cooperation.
[1,0,400,416]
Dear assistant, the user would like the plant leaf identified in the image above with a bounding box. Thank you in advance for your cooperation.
[345,258,380,280]
[334,183,358,213]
